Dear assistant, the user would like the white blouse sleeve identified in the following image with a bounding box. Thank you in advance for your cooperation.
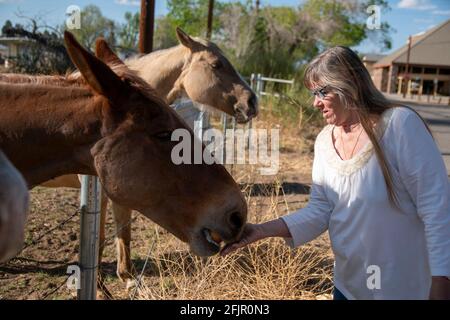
[281,146,333,248]
[395,109,450,277]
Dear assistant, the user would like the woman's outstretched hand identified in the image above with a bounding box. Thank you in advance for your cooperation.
[220,219,291,257]
[220,223,265,256]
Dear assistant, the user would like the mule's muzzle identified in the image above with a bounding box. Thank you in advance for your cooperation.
[234,93,258,124]
[195,208,247,256]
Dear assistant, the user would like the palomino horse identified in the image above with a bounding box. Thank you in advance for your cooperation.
[0,150,29,263]
[0,31,246,270]
[25,28,257,287]
[127,28,258,123]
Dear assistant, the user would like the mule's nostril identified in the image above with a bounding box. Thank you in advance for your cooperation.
[229,211,243,230]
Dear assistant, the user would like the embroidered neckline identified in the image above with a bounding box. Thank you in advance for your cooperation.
[317,108,394,176]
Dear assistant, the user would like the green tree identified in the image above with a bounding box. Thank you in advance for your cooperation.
[1,20,14,35]
[69,5,116,51]
[218,0,392,79]
[154,16,179,50]
[117,11,140,56]
[166,0,226,37]
[153,0,232,50]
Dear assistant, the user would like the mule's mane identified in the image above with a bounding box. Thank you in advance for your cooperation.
[131,46,179,61]
[0,64,166,105]
[125,45,184,72]
[0,73,79,87]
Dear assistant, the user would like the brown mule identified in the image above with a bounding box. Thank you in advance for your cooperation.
[0,32,247,267]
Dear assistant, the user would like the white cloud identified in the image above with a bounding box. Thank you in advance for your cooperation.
[413,18,433,23]
[397,0,437,10]
[432,10,450,16]
[115,0,140,6]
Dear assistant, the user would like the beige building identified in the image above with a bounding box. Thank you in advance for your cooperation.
[362,53,386,75]
[0,37,34,69]
[371,19,450,97]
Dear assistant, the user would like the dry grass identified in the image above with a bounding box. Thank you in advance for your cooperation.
[135,232,333,300]
[134,159,333,300]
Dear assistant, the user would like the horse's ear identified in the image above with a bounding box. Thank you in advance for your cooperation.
[64,31,126,102]
[95,37,124,66]
[176,27,200,51]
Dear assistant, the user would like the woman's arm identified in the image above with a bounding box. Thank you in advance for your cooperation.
[394,109,450,299]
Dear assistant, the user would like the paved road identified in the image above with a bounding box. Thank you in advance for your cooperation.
[407,103,450,175]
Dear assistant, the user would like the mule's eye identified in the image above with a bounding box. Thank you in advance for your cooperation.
[211,60,223,69]
[155,131,173,141]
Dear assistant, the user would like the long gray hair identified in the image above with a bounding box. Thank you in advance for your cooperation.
[304,46,424,206]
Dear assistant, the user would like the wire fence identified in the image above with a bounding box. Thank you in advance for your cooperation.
[0,208,79,265]
[0,192,141,300]
[250,73,296,99]
[0,205,80,299]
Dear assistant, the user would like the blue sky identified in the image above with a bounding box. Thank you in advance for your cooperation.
[0,0,449,54]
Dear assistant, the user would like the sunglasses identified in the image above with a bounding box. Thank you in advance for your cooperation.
[310,85,330,100]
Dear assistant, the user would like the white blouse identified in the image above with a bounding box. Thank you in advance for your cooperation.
[281,107,450,300]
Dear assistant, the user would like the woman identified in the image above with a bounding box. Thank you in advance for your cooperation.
[221,46,450,300]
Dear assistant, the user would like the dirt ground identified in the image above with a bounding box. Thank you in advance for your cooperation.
[0,120,333,300]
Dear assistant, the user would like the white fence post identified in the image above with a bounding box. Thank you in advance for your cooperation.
[256,73,263,97]
[78,175,101,300]
[255,74,295,97]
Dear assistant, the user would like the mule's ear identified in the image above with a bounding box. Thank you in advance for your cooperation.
[95,37,124,66]
[176,27,200,50]
[64,31,126,101]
